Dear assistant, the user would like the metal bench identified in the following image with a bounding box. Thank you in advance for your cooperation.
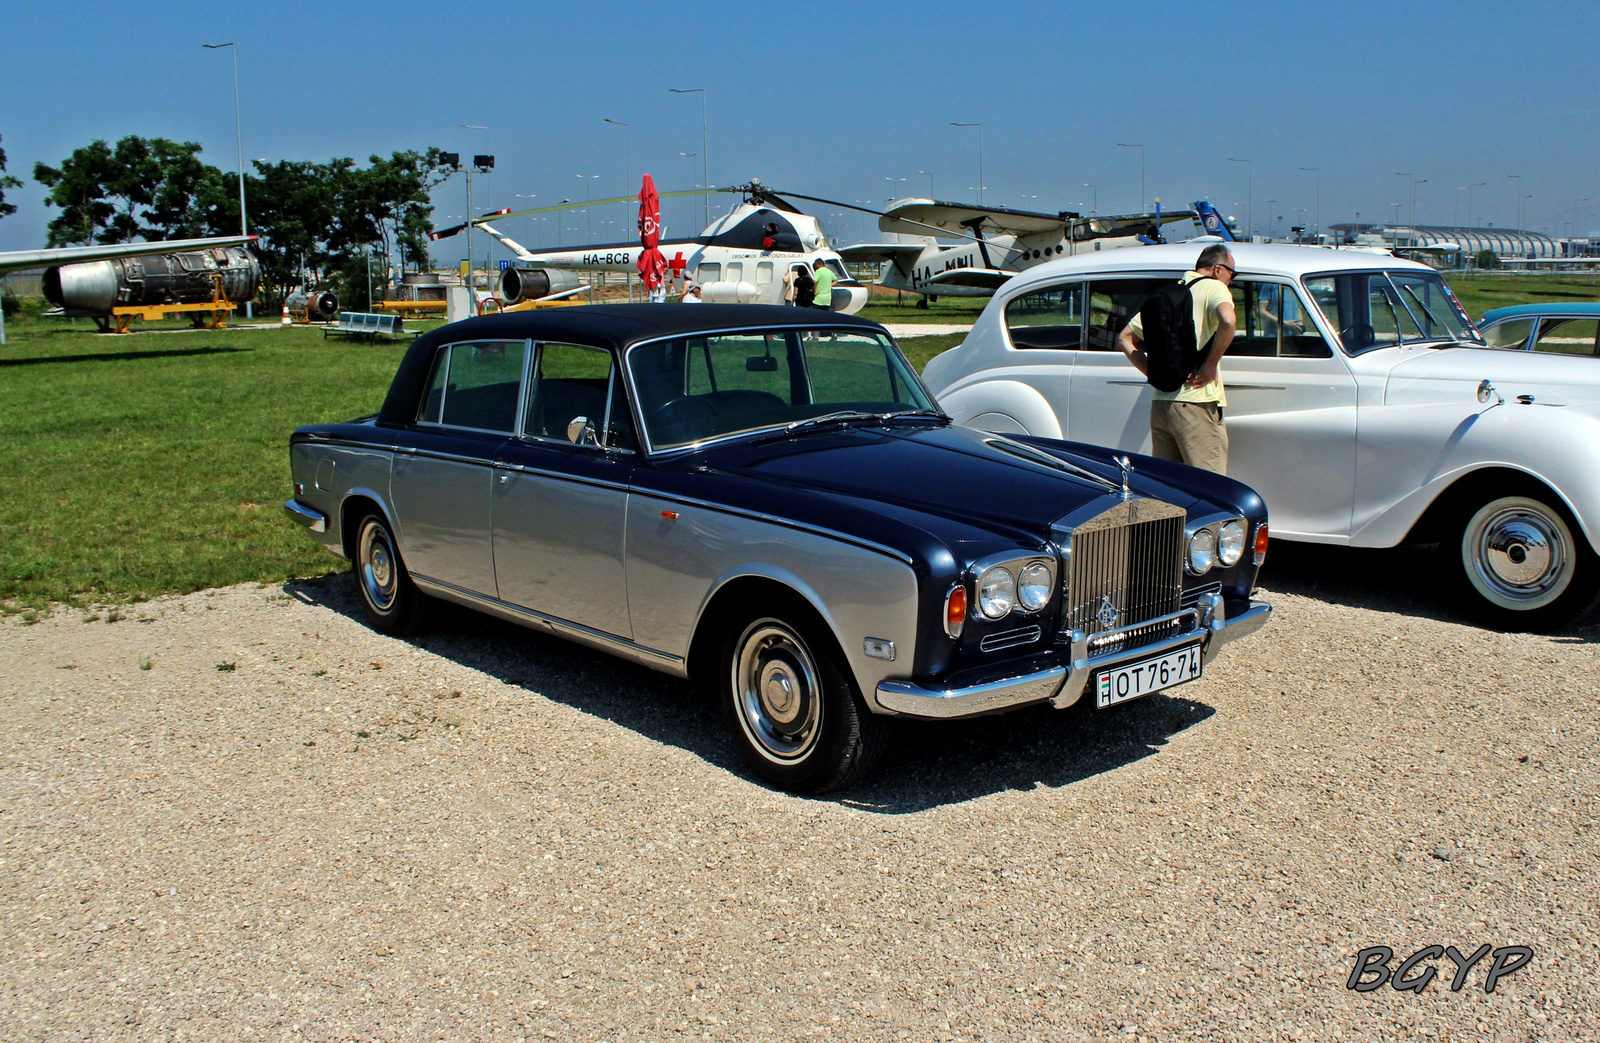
[322,311,408,341]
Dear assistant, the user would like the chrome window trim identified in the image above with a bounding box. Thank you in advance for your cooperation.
[1001,277,1093,353]
[620,323,931,457]
[415,338,533,435]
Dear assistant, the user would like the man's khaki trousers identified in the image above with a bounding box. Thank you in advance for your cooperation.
[1150,400,1228,474]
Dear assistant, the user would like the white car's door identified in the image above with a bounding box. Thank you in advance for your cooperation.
[1067,276,1358,539]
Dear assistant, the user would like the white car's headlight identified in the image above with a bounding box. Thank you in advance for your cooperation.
[1017,561,1053,612]
[1187,527,1218,574]
[1218,519,1247,567]
[976,566,1016,619]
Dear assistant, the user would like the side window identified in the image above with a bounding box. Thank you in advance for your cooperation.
[726,262,744,283]
[432,341,527,431]
[1005,282,1083,350]
[524,343,634,449]
[1229,282,1332,358]
[1533,317,1599,356]
[419,347,449,423]
[1085,278,1170,352]
[1482,318,1535,350]
[697,262,721,283]
[756,261,774,285]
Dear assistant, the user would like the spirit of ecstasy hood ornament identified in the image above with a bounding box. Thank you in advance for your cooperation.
[1116,455,1133,498]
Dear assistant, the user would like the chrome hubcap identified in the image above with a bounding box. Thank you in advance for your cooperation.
[1465,499,1572,608]
[734,621,822,764]
[359,523,399,612]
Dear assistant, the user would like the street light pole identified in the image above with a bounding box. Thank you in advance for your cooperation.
[1411,179,1428,229]
[1299,166,1319,239]
[918,170,935,197]
[950,124,984,205]
[1228,158,1251,238]
[1265,199,1277,240]
[1083,183,1097,214]
[669,89,709,224]
[575,175,600,240]
[1467,182,1485,227]
[603,119,631,226]
[1507,174,1523,230]
[459,125,488,287]
[1117,144,1145,211]
[203,42,251,317]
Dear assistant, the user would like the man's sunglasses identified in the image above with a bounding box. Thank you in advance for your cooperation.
[1216,263,1237,277]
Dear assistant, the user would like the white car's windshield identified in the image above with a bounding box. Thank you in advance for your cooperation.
[1304,270,1481,353]
[628,328,937,450]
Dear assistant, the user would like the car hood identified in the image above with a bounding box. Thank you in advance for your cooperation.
[1384,345,1600,411]
[688,422,1211,540]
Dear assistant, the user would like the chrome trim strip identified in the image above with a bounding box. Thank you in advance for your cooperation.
[494,461,631,493]
[410,574,687,674]
[282,498,327,533]
[1108,380,1150,386]
[1226,384,1289,391]
[641,491,915,566]
[874,597,1272,720]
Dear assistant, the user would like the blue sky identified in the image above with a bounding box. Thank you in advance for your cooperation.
[4,0,1599,262]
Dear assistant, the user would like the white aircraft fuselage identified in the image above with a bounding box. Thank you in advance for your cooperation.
[875,230,1155,298]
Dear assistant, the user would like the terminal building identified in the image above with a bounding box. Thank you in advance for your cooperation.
[1326,223,1573,267]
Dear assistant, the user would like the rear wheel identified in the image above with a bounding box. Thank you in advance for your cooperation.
[353,512,428,635]
[719,603,887,793]
[1449,494,1600,632]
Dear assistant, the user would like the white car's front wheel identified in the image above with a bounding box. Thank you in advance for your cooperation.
[1451,494,1600,632]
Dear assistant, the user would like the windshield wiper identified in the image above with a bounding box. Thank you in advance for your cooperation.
[783,408,948,434]
[1399,285,1461,344]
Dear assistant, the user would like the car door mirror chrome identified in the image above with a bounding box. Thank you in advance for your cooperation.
[567,416,599,446]
[1476,379,1503,405]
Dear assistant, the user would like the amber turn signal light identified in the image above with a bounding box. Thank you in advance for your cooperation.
[1253,522,1269,566]
[945,586,967,639]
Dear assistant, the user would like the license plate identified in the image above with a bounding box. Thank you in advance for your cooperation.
[1096,644,1202,708]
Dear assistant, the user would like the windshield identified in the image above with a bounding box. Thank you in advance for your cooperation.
[1303,270,1481,354]
[628,327,936,450]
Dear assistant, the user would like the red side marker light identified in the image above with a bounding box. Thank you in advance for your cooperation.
[1254,521,1270,566]
[661,510,679,521]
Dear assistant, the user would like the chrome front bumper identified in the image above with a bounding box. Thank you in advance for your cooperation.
[283,498,328,534]
[873,593,1272,719]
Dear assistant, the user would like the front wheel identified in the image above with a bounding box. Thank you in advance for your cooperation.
[353,512,428,635]
[720,607,887,793]
[1449,494,1600,632]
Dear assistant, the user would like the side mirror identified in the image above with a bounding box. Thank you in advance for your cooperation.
[567,416,599,446]
[1476,379,1502,405]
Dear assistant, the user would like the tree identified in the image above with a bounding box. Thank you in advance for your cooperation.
[0,134,21,220]
[33,139,119,245]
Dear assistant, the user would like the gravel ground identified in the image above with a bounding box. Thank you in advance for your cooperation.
[2,545,1597,1042]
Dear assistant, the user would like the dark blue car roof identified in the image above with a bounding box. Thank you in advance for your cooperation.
[1481,301,1600,324]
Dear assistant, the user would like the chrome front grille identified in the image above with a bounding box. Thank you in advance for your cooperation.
[1056,499,1185,655]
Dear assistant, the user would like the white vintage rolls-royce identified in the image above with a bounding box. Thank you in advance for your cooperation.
[923,243,1600,631]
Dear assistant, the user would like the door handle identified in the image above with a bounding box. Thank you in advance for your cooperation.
[497,474,510,484]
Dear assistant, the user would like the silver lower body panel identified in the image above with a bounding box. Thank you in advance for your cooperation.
[873,594,1271,720]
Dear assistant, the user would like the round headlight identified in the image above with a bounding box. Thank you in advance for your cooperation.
[1187,527,1218,574]
[1218,519,1247,567]
[1017,561,1053,611]
[976,566,1016,619]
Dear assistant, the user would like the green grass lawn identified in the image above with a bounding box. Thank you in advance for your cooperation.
[0,315,420,614]
[3,271,1593,613]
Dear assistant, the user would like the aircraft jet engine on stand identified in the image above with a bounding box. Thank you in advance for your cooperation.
[0,234,257,342]
[430,180,869,314]
[43,245,261,323]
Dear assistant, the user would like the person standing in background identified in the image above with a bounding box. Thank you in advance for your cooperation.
[811,259,835,311]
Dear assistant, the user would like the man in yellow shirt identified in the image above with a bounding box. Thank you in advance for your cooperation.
[1115,245,1238,473]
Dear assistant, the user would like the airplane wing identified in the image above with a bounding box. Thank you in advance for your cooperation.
[836,243,929,265]
[0,235,256,275]
[879,199,1065,238]
[924,267,1015,290]
[1068,210,1198,239]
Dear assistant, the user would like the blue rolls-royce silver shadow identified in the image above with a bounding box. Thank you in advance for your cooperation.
[284,305,1272,792]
